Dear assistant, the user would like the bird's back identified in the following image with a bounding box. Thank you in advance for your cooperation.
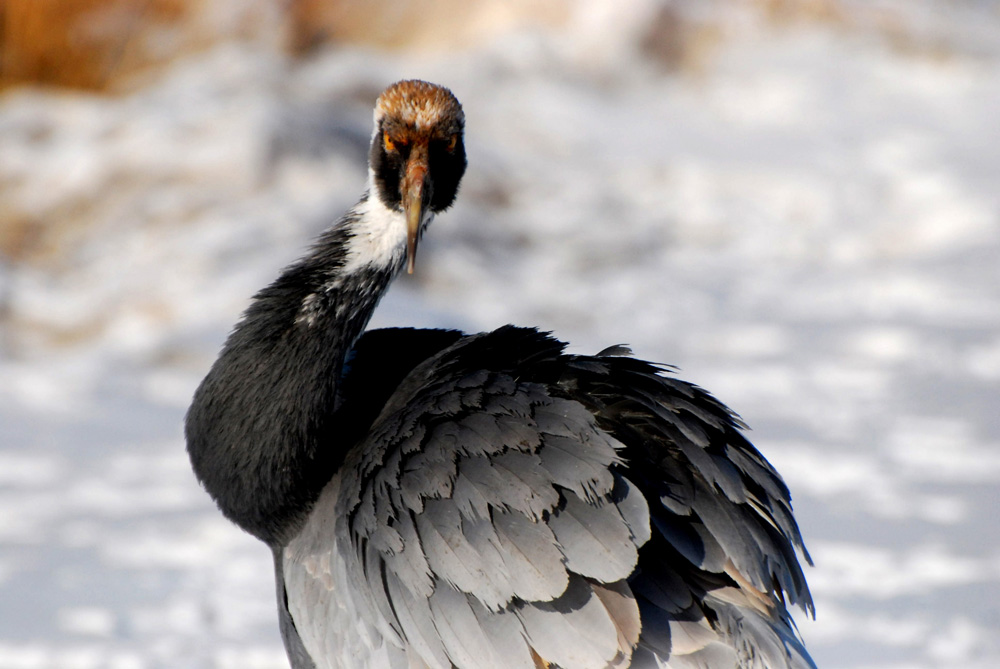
[282,325,814,669]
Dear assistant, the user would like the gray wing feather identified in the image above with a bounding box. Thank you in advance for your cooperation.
[460,514,519,605]
[426,585,503,668]
[706,589,817,669]
[652,513,729,573]
[538,433,619,502]
[283,475,403,668]
[592,580,642,654]
[549,490,639,583]
[613,475,653,546]
[467,596,539,669]
[429,585,537,669]
[416,499,510,610]
[398,453,455,512]
[383,570,450,669]
[658,642,739,669]
[690,485,770,587]
[674,437,748,504]
[282,327,813,669]
[630,560,694,613]
[450,465,493,521]
[454,452,557,521]
[517,575,625,669]
[386,508,433,598]
[489,508,569,602]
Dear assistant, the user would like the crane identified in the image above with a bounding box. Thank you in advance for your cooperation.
[186,79,815,669]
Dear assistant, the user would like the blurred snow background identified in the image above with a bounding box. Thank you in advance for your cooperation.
[1,0,999,667]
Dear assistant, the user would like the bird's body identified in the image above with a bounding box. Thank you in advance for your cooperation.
[187,81,814,669]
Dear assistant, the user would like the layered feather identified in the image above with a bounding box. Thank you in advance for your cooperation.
[284,326,814,669]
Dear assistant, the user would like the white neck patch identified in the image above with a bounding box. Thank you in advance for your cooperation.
[342,195,406,274]
[340,186,433,275]
[295,192,421,328]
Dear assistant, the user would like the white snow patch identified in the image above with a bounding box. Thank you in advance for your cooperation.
[808,541,996,600]
[57,607,116,638]
[0,453,64,487]
[764,442,970,524]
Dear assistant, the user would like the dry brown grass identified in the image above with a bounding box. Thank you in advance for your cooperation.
[0,0,194,91]
[0,205,45,262]
[750,0,960,60]
[0,0,572,91]
[755,0,849,25]
[639,4,725,75]
[283,0,569,56]
[640,0,965,76]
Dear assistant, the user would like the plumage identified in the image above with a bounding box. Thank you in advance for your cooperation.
[186,80,815,669]
[518,574,627,668]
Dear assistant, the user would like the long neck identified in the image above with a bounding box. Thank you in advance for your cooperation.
[186,193,407,547]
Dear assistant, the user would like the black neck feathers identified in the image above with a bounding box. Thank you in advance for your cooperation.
[185,204,399,546]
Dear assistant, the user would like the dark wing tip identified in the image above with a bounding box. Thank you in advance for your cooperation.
[596,344,634,357]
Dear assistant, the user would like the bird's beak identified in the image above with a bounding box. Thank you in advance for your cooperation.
[401,147,429,274]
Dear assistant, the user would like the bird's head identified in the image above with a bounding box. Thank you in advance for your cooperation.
[369,80,467,274]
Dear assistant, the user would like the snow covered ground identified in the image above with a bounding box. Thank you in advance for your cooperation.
[1,2,999,667]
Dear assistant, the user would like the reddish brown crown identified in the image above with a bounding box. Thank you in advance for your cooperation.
[374,80,464,133]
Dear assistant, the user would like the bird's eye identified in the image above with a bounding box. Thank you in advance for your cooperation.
[382,132,406,153]
[446,135,458,152]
